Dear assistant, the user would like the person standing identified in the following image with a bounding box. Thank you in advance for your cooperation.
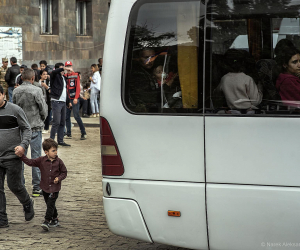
[15,64,27,86]
[65,74,89,138]
[17,138,67,231]
[49,63,71,147]
[64,61,87,140]
[31,64,41,82]
[39,70,51,134]
[0,85,35,228]
[5,57,20,102]
[39,60,51,81]
[79,81,89,117]
[13,68,48,197]
[98,58,103,75]
[89,64,101,117]
[39,60,50,74]
[0,58,9,101]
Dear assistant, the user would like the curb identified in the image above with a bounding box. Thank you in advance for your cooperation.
[74,123,100,128]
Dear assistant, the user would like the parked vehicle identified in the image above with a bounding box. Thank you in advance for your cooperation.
[101,1,300,249]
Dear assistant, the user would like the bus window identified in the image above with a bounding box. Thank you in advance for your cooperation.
[124,0,203,114]
[204,0,300,116]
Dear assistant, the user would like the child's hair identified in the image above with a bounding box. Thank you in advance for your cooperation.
[31,63,38,70]
[91,64,99,70]
[39,60,48,66]
[40,69,47,76]
[42,138,58,151]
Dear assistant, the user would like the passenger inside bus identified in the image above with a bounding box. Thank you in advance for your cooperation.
[128,48,161,112]
[262,39,297,93]
[214,49,263,114]
[151,56,182,109]
[276,47,300,107]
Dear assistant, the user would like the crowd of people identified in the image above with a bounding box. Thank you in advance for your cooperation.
[0,57,102,231]
[0,57,102,140]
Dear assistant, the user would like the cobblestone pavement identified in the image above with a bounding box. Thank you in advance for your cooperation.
[1,126,189,250]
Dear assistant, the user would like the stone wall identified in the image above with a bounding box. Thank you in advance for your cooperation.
[0,0,110,84]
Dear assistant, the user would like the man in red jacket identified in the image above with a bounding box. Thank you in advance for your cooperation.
[64,61,87,140]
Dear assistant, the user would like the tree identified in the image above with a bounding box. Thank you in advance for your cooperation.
[130,24,176,49]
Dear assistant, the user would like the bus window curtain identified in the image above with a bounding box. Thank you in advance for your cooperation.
[177,2,199,109]
[247,19,262,61]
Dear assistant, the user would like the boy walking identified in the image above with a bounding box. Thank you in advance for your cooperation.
[16,138,67,231]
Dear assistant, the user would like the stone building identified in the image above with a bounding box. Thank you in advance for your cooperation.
[0,0,110,82]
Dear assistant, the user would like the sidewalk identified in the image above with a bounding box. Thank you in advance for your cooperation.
[71,116,100,128]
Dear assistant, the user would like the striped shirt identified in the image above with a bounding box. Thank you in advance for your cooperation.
[0,101,32,159]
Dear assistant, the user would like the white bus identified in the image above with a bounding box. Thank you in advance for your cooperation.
[101,0,300,249]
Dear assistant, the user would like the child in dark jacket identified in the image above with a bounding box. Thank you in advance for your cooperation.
[16,138,67,231]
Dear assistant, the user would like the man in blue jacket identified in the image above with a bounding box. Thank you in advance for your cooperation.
[49,63,70,147]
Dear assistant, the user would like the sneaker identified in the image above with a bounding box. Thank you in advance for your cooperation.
[80,134,87,140]
[32,189,43,197]
[42,130,49,134]
[90,114,96,118]
[49,218,60,228]
[82,114,89,118]
[23,199,34,221]
[64,134,72,139]
[41,220,50,231]
[96,113,100,117]
[58,142,71,147]
[0,222,9,228]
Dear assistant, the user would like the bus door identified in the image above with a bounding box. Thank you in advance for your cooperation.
[203,1,300,249]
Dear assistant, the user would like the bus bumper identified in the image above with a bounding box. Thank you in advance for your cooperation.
[103,197,153,243]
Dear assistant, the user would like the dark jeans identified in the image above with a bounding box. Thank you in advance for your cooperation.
[44,108,52,130]
[42,191,59,221]
[87,99,92,116]
[79,98,88,116]
[66,107,72,136]
[21,131,42,190]
[0,158,31,223]
[66,99,86,135]
[50,101,66,143]
[8,86,14,103]
[66,98,88,136]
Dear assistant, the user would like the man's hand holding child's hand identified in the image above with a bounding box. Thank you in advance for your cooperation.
[54,177,59,184]
[14,146,25,157]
